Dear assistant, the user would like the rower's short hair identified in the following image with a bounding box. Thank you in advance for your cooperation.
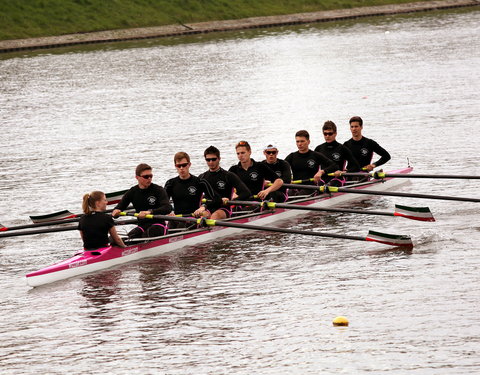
[204,145,220,158]
[135,163,152,176]
[323,121,337,133]
[174,151,190,163]
[235,140,251,151]
[349,116,363,127]
[295,130,310,140]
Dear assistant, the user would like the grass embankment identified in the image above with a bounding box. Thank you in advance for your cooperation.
[0,0,434,41]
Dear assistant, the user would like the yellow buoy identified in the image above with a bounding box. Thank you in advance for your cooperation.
[332,316,349,326]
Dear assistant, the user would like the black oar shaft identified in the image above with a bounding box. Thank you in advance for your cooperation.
[340,172,480,180]
[282,183,480,203]
[147,214,367,242]
[229,200,395,217]
[0,219,137,238]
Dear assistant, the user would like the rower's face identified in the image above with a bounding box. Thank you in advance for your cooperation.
[136,169,153,188]
[236,146,251,163]
[205,153,220,171]
[296,136,310,152]
[350,122,363,137]
[263,149,278,163]
[175,158,191,178]
[323,130,337,143]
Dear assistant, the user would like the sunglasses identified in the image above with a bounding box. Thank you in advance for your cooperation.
[323,132,335,136]
[175,163,189,168]
[139,174,153,179]
[205,157,218,162]
[265,150,277,155]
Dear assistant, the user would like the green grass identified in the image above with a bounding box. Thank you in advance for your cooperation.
[0,0,436,40]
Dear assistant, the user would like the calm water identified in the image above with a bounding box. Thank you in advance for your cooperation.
[1,8,479,374]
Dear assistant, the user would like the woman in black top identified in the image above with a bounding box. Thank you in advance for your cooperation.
[78,191,125,250]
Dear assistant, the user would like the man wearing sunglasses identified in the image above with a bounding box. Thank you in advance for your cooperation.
[199,145,251,219]
[315,121,360,185]
[344,116,391,172]
[261,144,292,202]
[112,163,172,239]
[164,152,221,225]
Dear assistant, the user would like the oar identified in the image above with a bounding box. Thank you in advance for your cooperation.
[222,200,435,222]
[331,172,480,180]
[119,212,413,248]
[282,183,480,203]
[0,219,137,238]
[1,217,84,232]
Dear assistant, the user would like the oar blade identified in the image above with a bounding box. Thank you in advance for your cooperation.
[105,189,128,205]
[0,224,6,232]
[394,204,435,222]
[366,230,413,248]
[30,210,77,223]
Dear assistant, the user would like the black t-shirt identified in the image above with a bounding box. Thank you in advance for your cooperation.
[228,159,281,195]
[164,174,220,215]
[343,136,391,169]
[78,211,114,250]
[199,168,251,201]
[315,140,361,172]
[114,183,172,227]
[285,150,337,181]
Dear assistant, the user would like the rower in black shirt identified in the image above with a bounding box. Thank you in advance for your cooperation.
[261,143,292,203]
[228,140,283,202]
[343,116,391,172]
[112,163,172,238]
[164,152,221,225]
[199,145,251,219]
[314,120,360,185]
[285,130,337,195]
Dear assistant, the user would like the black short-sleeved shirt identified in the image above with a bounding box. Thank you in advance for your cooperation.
[261,158,292,193]
[78,211,115,250]
[228,159,281,195]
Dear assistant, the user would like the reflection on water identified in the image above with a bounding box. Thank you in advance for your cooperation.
[1,8,480,375]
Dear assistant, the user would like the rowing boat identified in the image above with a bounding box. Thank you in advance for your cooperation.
[25,166,412,287]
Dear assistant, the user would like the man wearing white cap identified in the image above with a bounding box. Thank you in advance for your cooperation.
[261,143,292,203]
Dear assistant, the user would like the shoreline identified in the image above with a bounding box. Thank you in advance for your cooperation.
[0,0,478,54]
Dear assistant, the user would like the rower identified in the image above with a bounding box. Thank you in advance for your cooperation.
[343,116,391,172]
[164,151,221,228]
[314,120,360,185]
[261,143,292,202]
[228,140,283,203]
[285,130,337,196]
[199,145,251,220]
[112,163,171,238]
[79,191,126,249]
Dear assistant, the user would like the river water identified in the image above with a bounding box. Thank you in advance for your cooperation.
[1,8,479,374]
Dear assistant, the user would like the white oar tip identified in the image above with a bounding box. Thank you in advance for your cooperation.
[332,316,349,327]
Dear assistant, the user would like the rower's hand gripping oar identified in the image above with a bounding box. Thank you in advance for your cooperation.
[119,212,414,248]
[221,200,435,222]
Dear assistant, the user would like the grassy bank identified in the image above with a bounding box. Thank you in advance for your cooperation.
[0,0,436,41]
